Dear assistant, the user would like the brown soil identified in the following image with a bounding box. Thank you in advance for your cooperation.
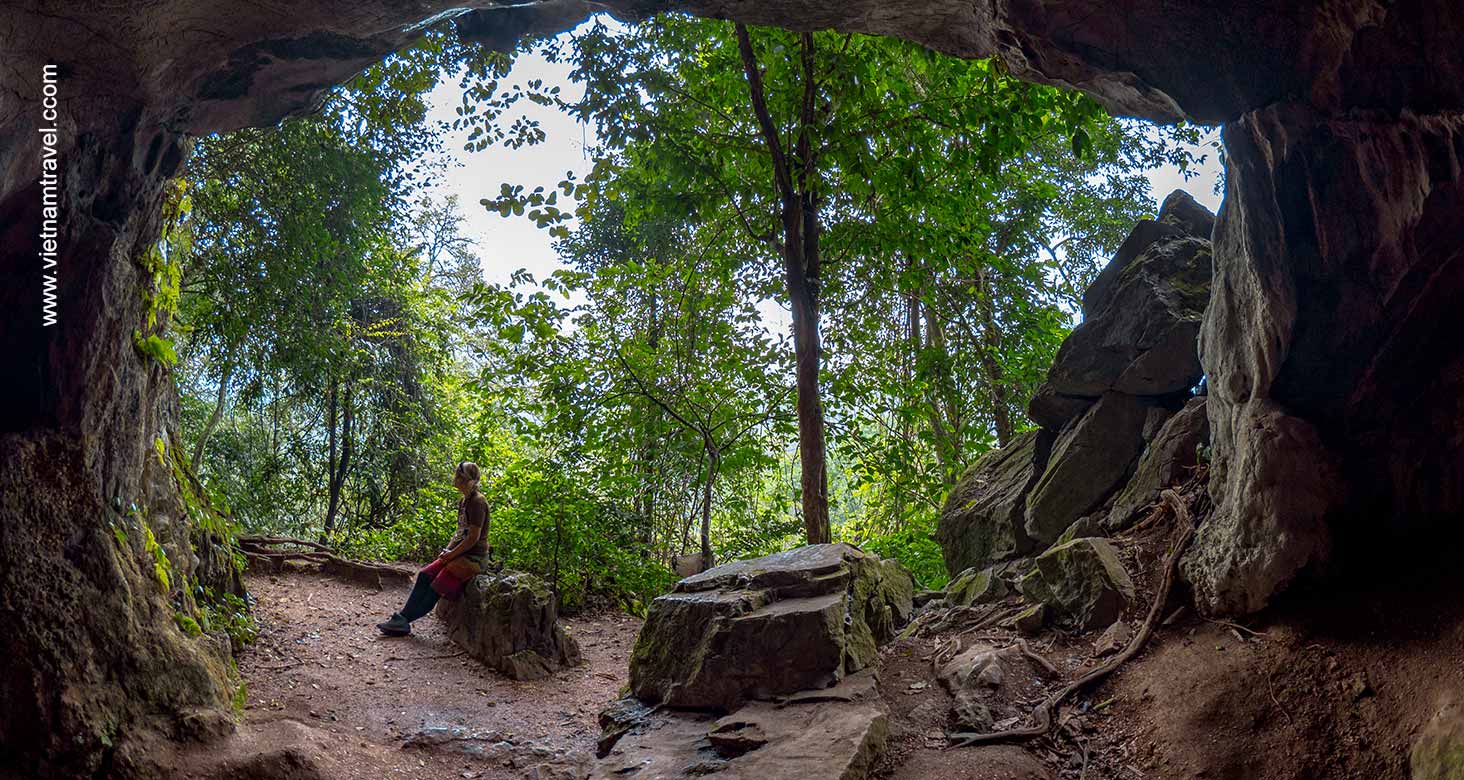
[873,509,1464,779]
[163,568,640,780]
[159,520,1464,780]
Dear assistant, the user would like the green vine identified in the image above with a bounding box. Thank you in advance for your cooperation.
[134,178,191,368]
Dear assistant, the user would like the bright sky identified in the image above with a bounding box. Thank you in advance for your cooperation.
[422,36,1226,301]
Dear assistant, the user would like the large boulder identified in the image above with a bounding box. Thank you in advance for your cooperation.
[1105,396,1211,532]
[434,570,582,681]
[1181,399,1340,615]
[1048,198,1214,400]
[1017,538,1136,631]
[936,430,1052,576]
[629,544,913,711]
[1024,392,1153,544]
[1029,191,1214,431]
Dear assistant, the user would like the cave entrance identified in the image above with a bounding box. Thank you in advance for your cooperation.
[6,2,1464,777]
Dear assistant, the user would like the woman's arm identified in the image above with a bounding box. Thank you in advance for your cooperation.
[438,523,480,562]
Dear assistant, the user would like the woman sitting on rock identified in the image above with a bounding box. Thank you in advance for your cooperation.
[377,461,490,636]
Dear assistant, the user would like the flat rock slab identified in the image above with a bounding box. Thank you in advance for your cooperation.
[593,672,888,780]
[1025,392,1152,544]
[630,544,913,711]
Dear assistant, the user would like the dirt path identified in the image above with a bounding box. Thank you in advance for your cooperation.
[170,570,640,779]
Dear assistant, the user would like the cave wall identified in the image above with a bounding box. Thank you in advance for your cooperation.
[1186,105,1464,613]
[3,0,1464,774]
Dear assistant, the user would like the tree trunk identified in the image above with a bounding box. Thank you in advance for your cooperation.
[191,357,234,473]
[735,23,830,545]
[322,378,352,542]
[699,444,719,571]
[973,269,1012,447]
[786,205,830,543]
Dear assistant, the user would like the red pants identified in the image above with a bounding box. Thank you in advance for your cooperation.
[420,556,480,600]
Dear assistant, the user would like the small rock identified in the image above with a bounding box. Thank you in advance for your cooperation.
[1094,621,1132,657]
[1347,670,1373,700]
[1004,604,1047,635]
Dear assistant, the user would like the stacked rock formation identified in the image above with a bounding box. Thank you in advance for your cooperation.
[593,544,914,779]
[936,191,1215,630]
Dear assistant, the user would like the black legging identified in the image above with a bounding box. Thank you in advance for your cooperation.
[399,572,441,622]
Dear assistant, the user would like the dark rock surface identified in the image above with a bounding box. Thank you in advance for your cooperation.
[1017,538,1135,631]
[434,570,582,681]
[1190,104,1464,614]
[1046,192,1214,400]
[1106,396,1210,532]
[1024,392,1154,545]
[629,544,913,711]
[936,430,1052,576]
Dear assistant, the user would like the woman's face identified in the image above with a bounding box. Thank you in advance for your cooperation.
[453,470,468,492]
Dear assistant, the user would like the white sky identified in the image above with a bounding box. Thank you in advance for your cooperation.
[421,38,1226,303]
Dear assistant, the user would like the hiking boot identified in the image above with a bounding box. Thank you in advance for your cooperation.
[376,612,411,637]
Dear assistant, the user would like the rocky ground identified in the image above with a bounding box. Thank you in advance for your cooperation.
[150,533,1464,780]
[162,569,639,779]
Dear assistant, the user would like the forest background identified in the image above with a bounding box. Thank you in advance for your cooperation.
[154,14,1219,615]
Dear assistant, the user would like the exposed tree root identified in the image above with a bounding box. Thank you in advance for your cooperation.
[1011,638,1059,676]
[238,535,412,588]
[948,488,1197,749]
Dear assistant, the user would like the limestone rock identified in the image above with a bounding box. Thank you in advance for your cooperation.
[937,430,1052,576]
[1155,188,1217,240]
[1106,396,1210,532]
[1027,385,1094,431]
[1005,604,1048,635]
[944,565,1010,608]
[1194,105,1464,615]
[1181,399,1339,615]
[435,571,582,681]
[1025,393,1152,544]
[1055,516,1102,546]
[1018,538,1135,631]
[629,544,913,711]
[1094,620,1132,657]
[1048,202,1214,399]
[938,643,1054,732]
[593,672,887,780]
[1412,700,1464,780]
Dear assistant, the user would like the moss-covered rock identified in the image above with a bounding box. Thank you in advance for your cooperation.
[945,566,1010,607]
[1025,392,1153,544]
[936,430,1052,576]
[1018,538,1135,631]
[629,544,914,711]
[1412,701,1464,780]
[435,570,581,681]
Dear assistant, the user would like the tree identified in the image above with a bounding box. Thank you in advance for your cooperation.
[477,15,1184,546]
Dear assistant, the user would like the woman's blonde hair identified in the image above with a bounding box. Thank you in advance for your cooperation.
[455,461,481,492]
